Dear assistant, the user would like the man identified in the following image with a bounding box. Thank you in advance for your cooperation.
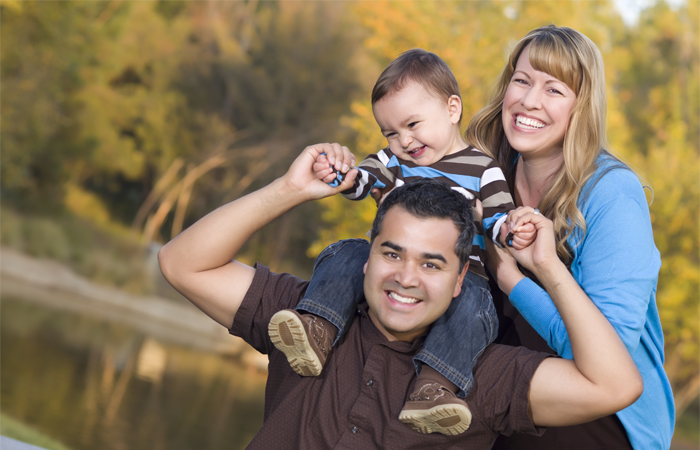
[158,143,642,449]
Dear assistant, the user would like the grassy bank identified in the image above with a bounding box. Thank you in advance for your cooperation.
[1,413,74,450]
[1,207,161,298]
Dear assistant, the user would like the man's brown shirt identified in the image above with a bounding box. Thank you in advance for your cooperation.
[230,264,548,449]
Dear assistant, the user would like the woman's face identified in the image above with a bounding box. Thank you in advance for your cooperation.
[502,45,577,159]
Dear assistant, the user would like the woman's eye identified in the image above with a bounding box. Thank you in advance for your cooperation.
[548,88,563,95]
[513,78,528,85]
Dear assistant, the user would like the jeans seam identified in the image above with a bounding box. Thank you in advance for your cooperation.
[296,299,346,329]
[313,238,369,271]
[415,350,474,396]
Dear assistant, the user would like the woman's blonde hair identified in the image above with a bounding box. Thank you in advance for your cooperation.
[467,24,619,263]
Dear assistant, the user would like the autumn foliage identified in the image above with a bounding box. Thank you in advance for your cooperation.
[1,0,697,418]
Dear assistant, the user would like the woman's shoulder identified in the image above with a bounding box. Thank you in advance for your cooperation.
[580,153,647,208]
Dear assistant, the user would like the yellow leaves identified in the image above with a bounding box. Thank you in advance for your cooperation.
[64,184,112,226]
[0,0,22,13]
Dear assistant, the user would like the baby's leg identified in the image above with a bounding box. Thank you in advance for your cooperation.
[400,271,497,435]
[268,239,369,376]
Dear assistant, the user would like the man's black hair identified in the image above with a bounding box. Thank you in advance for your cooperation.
[370,179,476,272]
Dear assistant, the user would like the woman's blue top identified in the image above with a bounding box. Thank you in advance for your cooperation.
[509,154,675,449]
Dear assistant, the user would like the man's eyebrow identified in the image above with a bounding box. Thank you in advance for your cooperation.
[421,252,447,263]
[380,241,404,252]
[380,241,447,263]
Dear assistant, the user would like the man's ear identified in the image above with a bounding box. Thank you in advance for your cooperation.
[452,262,469,298]
[363,261,368,274]
[447,95,463,125]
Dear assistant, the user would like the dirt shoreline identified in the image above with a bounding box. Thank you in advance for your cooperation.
[0,247,246,355]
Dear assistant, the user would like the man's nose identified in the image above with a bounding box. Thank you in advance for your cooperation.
[394,263,419,288]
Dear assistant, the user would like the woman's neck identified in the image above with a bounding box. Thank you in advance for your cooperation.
[514,152,564,207]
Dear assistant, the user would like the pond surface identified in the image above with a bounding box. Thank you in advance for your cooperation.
[1,297,266,450]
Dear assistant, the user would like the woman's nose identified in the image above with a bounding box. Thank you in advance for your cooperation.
[520,87,542,110]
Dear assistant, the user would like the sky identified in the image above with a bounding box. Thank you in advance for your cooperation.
[613,0,687,25]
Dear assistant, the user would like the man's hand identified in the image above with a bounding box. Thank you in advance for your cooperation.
[159,143,358,328]
[310,143,357,187]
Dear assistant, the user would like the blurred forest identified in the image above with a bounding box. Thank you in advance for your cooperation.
[1,0,697,423]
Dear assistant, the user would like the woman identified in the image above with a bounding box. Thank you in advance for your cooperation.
[465,25,675,449]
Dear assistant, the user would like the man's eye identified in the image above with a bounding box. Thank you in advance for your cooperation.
[424,262,438,269]
[385,252,399,259]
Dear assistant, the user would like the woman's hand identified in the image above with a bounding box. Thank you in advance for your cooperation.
[503,207,562,280]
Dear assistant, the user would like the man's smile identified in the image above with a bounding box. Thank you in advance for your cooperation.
[387,290,421,304]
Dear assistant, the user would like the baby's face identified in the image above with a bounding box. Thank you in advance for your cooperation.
[372,81,465,166]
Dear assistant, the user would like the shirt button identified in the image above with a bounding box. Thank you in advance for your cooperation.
[351,426,358,434]
[366,380,373,386]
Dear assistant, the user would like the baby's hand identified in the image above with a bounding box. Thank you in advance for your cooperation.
[312,143,356,187]
[509,222,536,250]
[502,207,541,250]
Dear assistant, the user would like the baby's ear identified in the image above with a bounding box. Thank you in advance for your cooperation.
[447,95,463,124]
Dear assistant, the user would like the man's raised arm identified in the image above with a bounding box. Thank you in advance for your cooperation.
[158,143,357,328]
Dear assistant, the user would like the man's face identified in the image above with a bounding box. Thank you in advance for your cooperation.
[363,206,467,342]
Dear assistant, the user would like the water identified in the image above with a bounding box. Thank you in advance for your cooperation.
[1,297,266,450]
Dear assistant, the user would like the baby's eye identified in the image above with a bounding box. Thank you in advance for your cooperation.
[408,122,418,128]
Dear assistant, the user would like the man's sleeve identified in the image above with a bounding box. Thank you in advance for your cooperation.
[342,148,398,200]
[472,345,551,436]
[229,263,309,355]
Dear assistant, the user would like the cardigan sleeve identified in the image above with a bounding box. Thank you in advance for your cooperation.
[508,168,661,358]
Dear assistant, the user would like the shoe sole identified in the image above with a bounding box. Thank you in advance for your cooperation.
[268,310,323,377]
[399,403,472,436]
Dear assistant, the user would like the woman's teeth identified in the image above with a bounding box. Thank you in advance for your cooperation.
[516,116,545,129]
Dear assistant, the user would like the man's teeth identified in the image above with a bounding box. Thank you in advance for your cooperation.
[389,292,419,304]
[516,116,545,129]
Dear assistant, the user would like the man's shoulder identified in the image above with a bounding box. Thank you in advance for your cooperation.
[230,263,309,353]
[475,343,549,374]
[468,344,550,437]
